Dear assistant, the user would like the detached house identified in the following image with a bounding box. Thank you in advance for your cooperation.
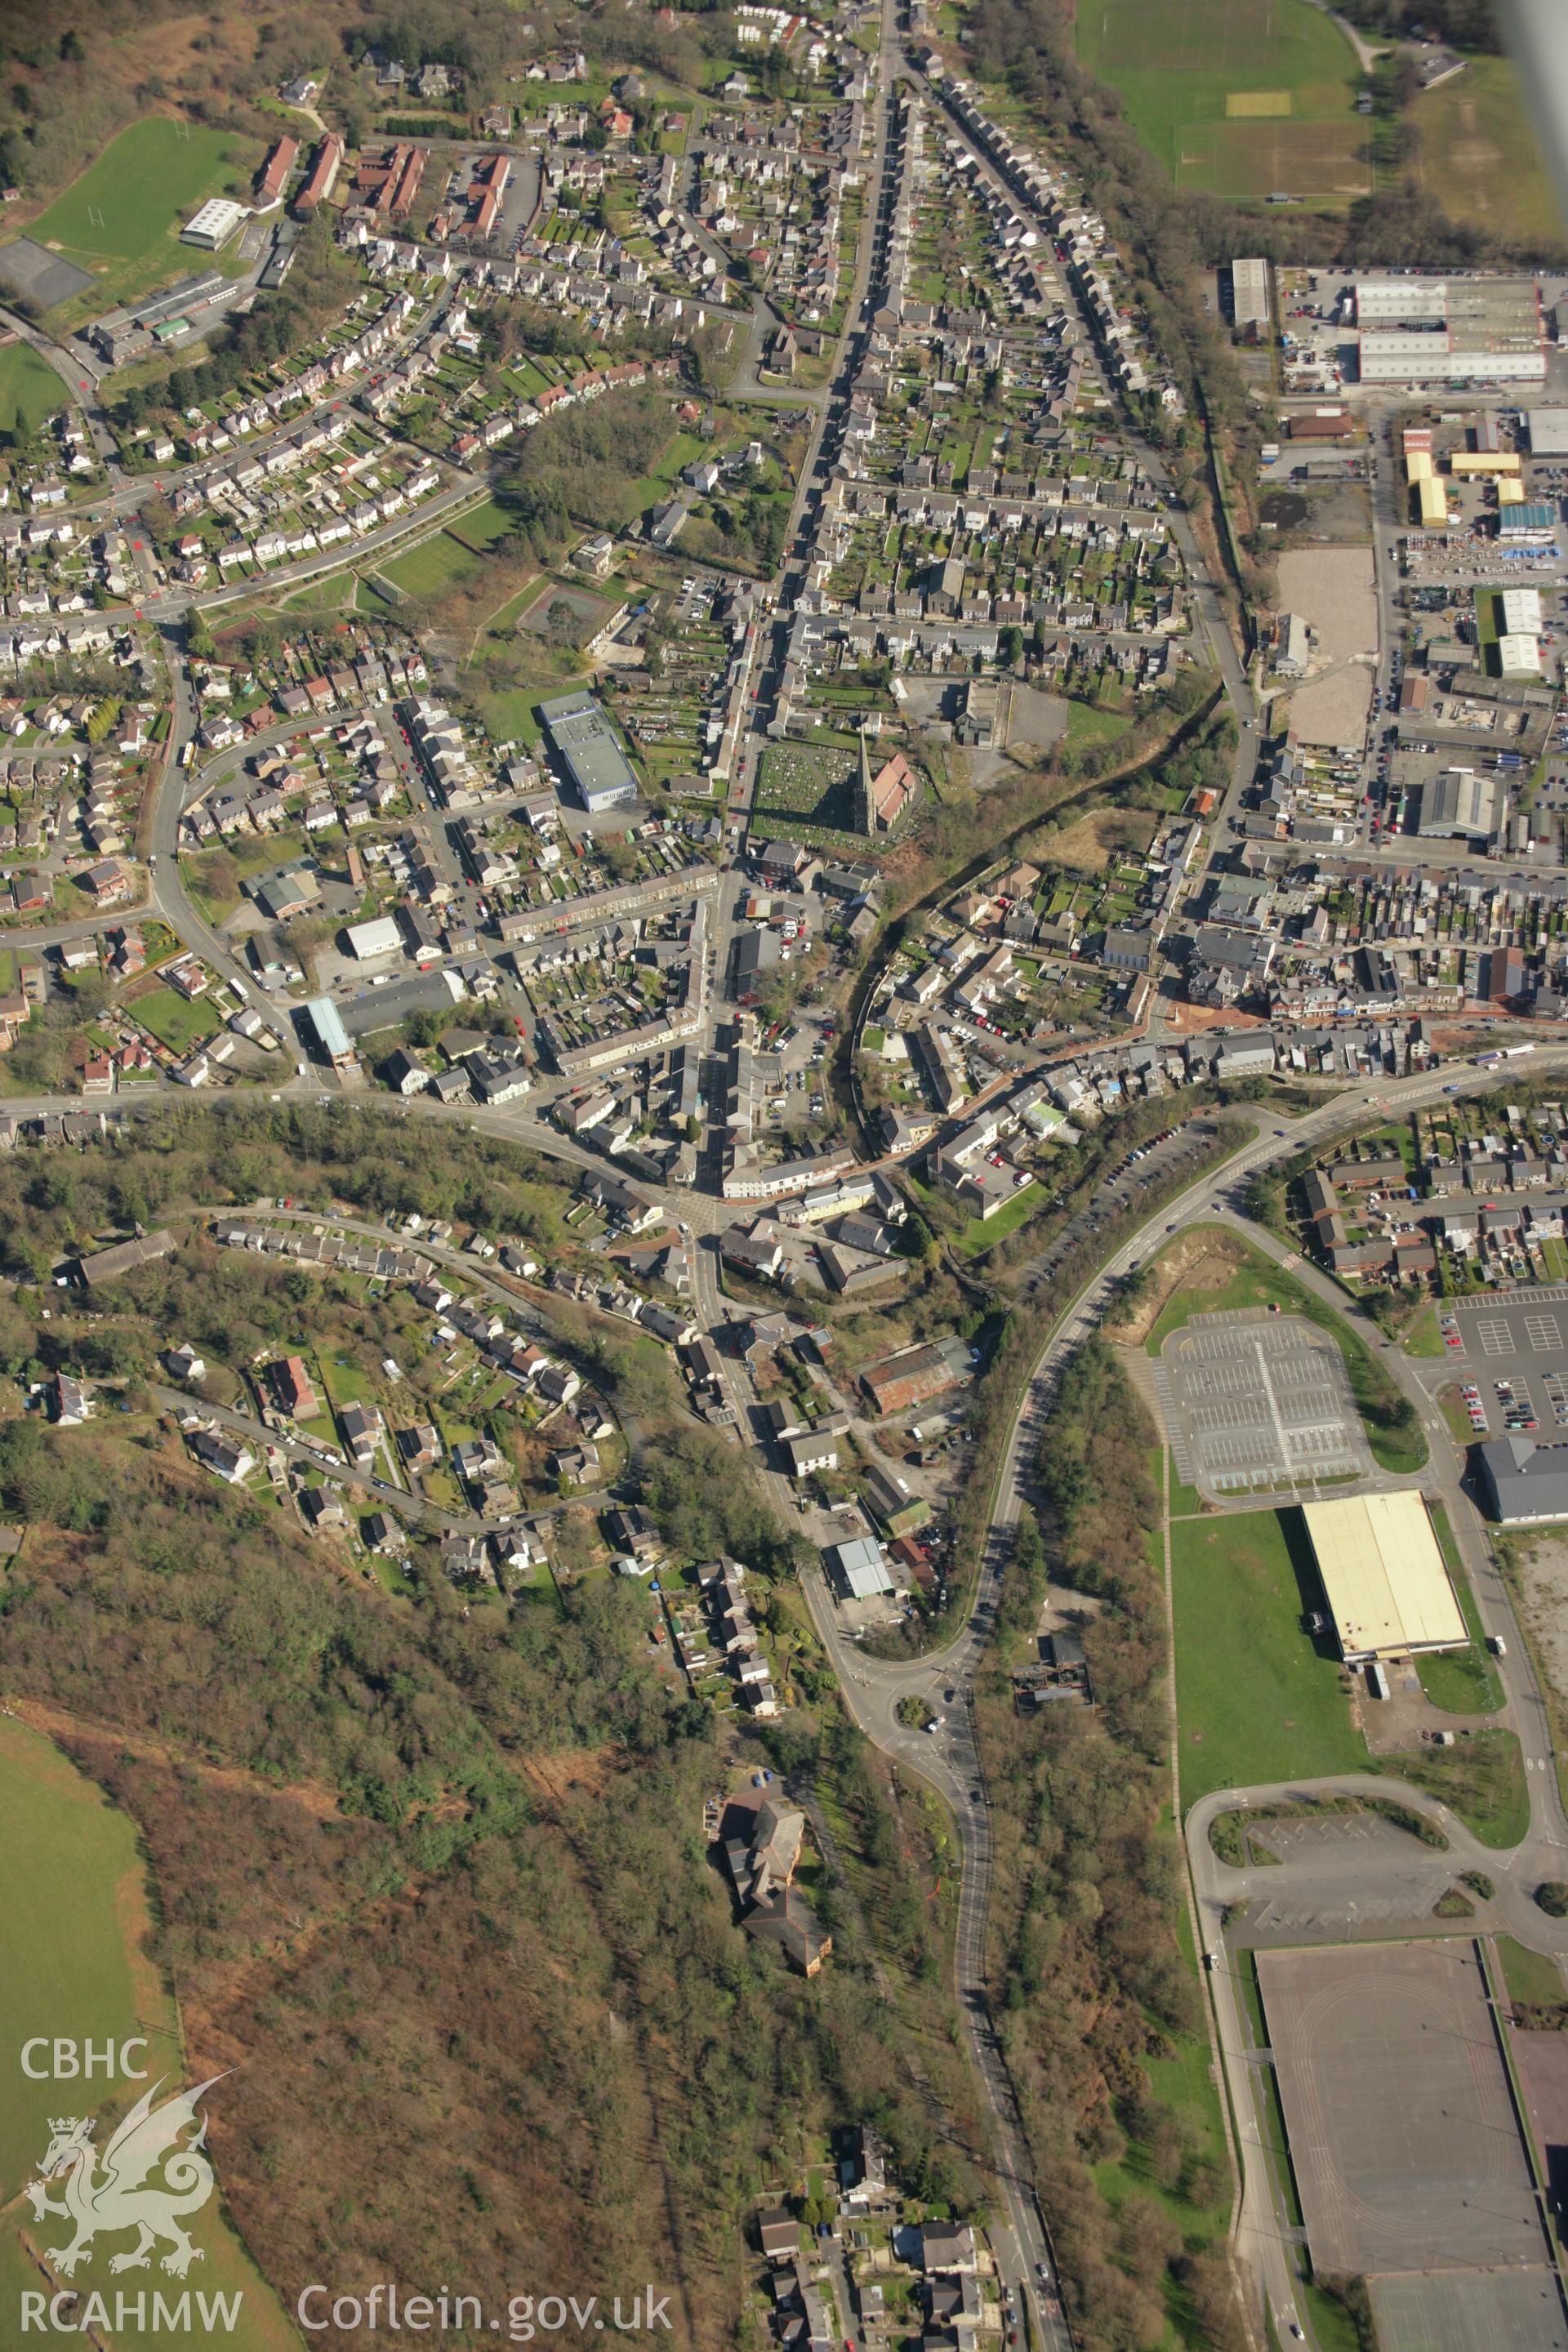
[722,1794,832,1976]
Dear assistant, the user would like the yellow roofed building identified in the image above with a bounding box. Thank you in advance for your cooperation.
[1300,1491,1467,1663]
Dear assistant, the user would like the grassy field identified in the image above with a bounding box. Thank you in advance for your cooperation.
[1172,1507,1367,1804]
[0,340,66,442]
[16,117,263,318]
[381,527,487,598]
[0,1717,156,2200]
[472,666,604,750]
[132,982,223,1054]
[0,1717,299,2352]
[1388,1727,1529,1849]
[1410,56,1566,257]
[281,573,357,619]
[1063,700,1134,751]
[476,685,546,743]
[445,496,520,557]
[1076,0,1369,203]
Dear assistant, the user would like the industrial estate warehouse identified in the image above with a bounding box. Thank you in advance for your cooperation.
[1479,1434,1568,1526]
[1230,256,1268,329]
[1299,1492,1467,1662]
[1354,278,1546,385]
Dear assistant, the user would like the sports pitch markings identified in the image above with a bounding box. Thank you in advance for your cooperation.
[1077,0,1374,201]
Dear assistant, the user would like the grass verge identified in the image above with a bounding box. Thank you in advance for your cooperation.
[1416,1502,1504,1715]
[1372,1728,1528,1851]
[1403,1307,1446,1359]
[1495,1932,1565,2011]
[1241,1953,1305,2232]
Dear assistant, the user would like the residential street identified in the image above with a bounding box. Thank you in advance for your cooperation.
[752,1044,1568,2352]
[36,588,1568,2341]
[11,14,1568,2340]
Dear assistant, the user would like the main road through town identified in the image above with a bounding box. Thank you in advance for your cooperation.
[14,916,1568,2352]
[704,1042,1568,2352]
[118,572,1568,2344]
[22,27,1568,2325]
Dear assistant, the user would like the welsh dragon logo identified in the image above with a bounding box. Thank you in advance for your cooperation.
[24,2074,226,2278]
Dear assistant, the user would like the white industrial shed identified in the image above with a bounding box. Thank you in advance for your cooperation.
[344,915,403,960]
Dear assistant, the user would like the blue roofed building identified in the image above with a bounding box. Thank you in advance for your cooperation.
[304,996,357,1068]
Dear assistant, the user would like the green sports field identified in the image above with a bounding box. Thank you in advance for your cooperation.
[0,1716,300,2350]
[1410,56,1567,255]
[444,495,519,556]
[0,341,66,442]
[1171,1505,1368,1804]
[379,498,520,598]
[15,117,263,318]
[1076,0,1370,203]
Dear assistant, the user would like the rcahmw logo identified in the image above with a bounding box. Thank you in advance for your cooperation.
[19,2071,243,2334]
